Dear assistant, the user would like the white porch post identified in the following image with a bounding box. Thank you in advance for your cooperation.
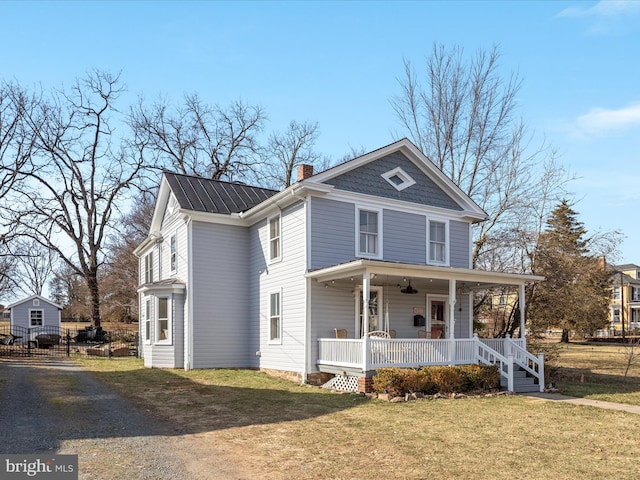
[448,279,456,364]
[519,283,526,340]
[362,271,371,371]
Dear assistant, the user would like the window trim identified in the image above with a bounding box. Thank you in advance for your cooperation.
[428,219,448,265]
[268,214,282,263]
[29,309,43,327]
[356,206,383,259]
[155,295,171,345]
[268,289,282,344]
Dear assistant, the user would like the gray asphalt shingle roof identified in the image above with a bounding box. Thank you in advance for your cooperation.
[164,172,279,214]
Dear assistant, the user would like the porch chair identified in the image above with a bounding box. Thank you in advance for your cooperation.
[417,329,431,339]
[334,328,348,339]
[368,330,391,338]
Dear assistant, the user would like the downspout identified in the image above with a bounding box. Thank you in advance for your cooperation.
[185,215,193,371]
[302,195,310,384]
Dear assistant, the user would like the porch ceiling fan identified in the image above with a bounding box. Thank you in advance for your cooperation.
[401,281,418,294]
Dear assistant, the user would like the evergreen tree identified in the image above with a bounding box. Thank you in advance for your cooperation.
[529,200,610,342]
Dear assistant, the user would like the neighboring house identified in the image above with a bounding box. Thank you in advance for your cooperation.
[7,295,62,331]
[610,264,640,333]
[134,139,544,393]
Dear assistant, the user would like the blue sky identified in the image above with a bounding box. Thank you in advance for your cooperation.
[1,0,639,263]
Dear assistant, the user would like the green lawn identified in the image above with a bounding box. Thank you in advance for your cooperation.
[71,347,640,479]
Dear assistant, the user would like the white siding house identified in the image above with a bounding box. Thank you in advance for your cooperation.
[135,139,544,393]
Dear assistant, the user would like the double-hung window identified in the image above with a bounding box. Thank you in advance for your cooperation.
[144,298,151,343]
[156,297,170,344]
[144,252,154,283]
[612,308,621,324]
[269,290,282,343]
[30,310,43,326]
[632,287,640,302]
[358,208,381,258]
[269,215,281,262]
[170,234,177,272]
[429,220,447,264]
[612,286,621,301]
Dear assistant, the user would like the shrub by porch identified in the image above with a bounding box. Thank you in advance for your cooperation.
[372,365,500,397]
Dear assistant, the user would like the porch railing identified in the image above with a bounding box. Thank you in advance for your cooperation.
[317,335,544,392]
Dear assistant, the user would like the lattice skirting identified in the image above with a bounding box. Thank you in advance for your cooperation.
[321,374,359,393]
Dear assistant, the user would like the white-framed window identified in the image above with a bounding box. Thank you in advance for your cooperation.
[632,287,640,302]
[170,234,177,272]
[612,286,621,301]
[30,309,43,326]
[612,307,621,324]
[144,252,154,283]
[33,299,40,307]
[381,167,416,191]
[269,290,282,343]
[156,296,171,344]
[357,207,382,258]
[269,215,281,262]
[632,308,640,323]
[428,220,447,264]
[144,298,151,343]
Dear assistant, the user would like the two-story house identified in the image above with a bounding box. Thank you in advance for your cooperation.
[134,139,544,393]
[610,264,640,334]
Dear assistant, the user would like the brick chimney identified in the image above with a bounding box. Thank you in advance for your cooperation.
[297,164,314,182]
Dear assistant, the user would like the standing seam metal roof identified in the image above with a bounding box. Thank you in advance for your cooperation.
[164,172,279,214]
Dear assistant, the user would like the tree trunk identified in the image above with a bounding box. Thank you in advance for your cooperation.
[560,328,570,343]
[87,275,101,327]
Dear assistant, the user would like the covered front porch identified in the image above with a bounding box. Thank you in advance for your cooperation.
[306,259,545,393]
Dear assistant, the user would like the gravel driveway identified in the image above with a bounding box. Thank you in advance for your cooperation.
[0,357,241,479]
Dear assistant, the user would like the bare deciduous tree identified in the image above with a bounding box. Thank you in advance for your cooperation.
[14,239,58,296]
[102,192,155,323]
[264,120,321,189]
[130,94,267,182]
[4,71,146,326]
[391,44,570,270]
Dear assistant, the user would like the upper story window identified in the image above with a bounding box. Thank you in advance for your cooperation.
[269,290,282,343]
[269,215,281,262]
[632,287,640,302]
[170,234,177,272]
[612,286,621,301]
[144,252,154,284]
[358,208,381,258]
[428,220,447,264]
[30,309,43,326]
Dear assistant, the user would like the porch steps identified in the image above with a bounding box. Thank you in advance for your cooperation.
[502,366,540,393]
[321,374,359,393]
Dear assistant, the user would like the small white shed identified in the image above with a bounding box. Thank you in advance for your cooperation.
[8,295,62,330]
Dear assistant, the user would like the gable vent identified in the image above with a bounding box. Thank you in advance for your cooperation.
[381,167,415,191]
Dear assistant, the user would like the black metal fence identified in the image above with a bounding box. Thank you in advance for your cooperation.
[0,324,139,358]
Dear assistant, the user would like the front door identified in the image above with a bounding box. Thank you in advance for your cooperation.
[428,296,447,339]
